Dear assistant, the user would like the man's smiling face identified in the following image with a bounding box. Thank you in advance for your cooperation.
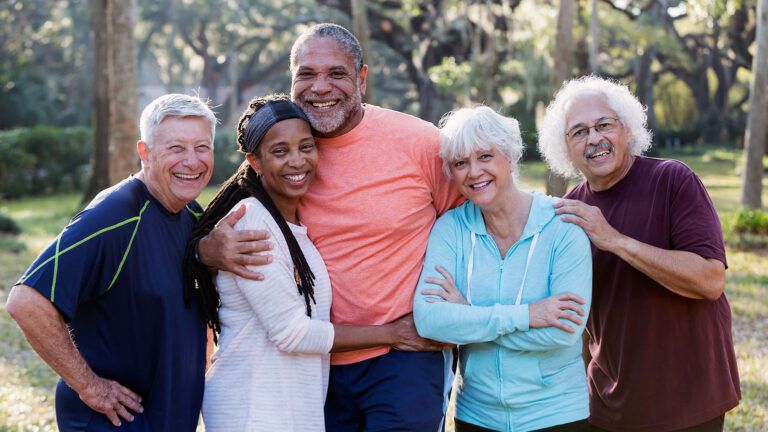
[290,36,367,138]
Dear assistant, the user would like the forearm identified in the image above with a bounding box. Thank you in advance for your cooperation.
[413,301,528,344]
[610,235,725,300]
[6,285,97,393]
[331,324,396,353]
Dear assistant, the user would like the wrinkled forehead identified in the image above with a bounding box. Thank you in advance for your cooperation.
[564,91,617,129]
[292,36,356,71]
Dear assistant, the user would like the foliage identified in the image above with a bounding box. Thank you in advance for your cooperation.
[210,130,242,187]
[0,0,92,128]
[0,213,20,235]
[0,127,92,199]
[733,208,768,235]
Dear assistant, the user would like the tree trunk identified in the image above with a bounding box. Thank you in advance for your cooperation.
[741,0,768,209]
[83,0,137,203]
[83,0,111,203]
[588,0,598,74]
[545,0,576,197]
[108,0,138,185]
[352,0,374,104]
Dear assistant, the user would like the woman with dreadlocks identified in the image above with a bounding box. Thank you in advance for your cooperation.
[185,94,410,431]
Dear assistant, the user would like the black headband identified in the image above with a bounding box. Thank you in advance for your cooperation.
[243,100,311,153]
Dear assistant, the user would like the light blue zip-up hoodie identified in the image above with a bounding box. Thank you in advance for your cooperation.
[414,192,592,432]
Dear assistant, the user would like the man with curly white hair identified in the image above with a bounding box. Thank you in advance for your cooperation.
[538,76,740,432]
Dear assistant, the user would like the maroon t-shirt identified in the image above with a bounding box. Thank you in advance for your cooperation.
[566,156,740,431]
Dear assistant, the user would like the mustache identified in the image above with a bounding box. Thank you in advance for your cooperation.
[584,141,613,159]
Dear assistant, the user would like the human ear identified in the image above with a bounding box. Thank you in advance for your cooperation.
[245,152,262,175]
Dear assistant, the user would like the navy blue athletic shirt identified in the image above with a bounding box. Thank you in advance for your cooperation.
[18,177,206,431]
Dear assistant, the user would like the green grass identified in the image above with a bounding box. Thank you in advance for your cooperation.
[0,147,766,431]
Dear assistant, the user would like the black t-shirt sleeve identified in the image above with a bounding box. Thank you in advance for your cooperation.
[17,202,140,321]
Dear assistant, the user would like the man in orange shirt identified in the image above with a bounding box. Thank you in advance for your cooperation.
[198,24,462,431]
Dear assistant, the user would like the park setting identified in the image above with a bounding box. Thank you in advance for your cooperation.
[1,0,767,431]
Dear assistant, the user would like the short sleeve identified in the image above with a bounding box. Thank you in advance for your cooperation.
[416,125,464,216]
[16,201,142,321]
[668,166,727,266]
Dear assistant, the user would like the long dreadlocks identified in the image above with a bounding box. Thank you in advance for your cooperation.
[183,94,317,341]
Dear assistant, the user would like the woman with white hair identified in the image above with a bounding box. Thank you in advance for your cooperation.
[413,106,593,432]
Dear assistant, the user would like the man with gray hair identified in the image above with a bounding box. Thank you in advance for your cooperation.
[6,94,215,431]
[538,76,740,431]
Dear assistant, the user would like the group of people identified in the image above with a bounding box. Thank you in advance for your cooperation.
[6,22,740,432]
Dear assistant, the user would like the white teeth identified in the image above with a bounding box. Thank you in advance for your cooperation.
[589,150,610,159]
[470,181,490,189]
[174,173,200,180]
[285,173,307,181]
[312,101,336,108]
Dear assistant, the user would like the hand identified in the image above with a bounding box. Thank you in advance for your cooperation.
[421,266,469,305]
[529,292,586,333]
[390,314,454,351]
[554,199,623,251]
[198,204,273,280]
[78,375,143,427]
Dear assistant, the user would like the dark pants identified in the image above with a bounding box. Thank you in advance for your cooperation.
[324,350,446,432]
[589,414,725,432]
[455,418,591,432]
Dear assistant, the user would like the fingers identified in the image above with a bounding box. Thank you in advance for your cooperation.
[221,204,247,228]
[118,387,143,413]
[551,320,576,333]
[231,266,265,281]
[434,266,454,284]
[114,404,135,423]
[557,292,586,305]
[105,409,122,427]
[421,289,448,301]
[423,277,449,289]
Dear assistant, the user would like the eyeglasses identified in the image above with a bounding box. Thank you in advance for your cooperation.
[565,117,620,145]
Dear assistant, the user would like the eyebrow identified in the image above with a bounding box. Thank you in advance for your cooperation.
[567,116,614,132]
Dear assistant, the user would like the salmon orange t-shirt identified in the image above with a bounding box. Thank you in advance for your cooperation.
[299,104,463,365]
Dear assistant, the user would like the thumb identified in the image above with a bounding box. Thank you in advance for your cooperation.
[220,204,246,228]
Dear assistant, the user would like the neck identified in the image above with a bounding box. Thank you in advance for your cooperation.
[481,186,532,239]
[261,179,300,225]
[135,170,184,213]
[588,155,636,192]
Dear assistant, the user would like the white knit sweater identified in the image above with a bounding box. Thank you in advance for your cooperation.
[202,198,334,431]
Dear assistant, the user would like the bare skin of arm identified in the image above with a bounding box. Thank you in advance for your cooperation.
[197,205,274,280]
[554,199,726,300]
[5,285,144,427]
[331,313,451,353]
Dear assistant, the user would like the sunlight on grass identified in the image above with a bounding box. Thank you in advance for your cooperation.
[0,147,765,430]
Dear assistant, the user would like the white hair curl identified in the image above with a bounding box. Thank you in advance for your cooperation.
[438,106,525,180]
[537,76,653,178]
[140,94,217,148]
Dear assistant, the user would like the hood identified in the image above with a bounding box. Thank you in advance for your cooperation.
[455,191,559,242]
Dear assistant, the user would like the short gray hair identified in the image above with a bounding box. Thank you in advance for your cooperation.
[537,76,653,178]
[438,106,525,179]
[139,94,217,148]
[290,23,364,73]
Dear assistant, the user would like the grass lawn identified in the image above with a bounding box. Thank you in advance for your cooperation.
[0,147,766,431]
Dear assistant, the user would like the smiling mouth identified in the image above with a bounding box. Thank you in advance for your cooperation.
[283,173,311,185]
[469,180,491,190]
[311,101,338,108]
[587,149,611,159]
[174,172,202,180]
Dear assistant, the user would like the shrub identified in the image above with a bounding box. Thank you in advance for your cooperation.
[0,212,21,235]
[733,208,768,235]
[210,130,243,187]
[0,126,92,199]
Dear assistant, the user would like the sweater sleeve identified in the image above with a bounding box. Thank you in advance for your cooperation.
[413,213,530,344]
[493,223,592,351]
[233,201,334,354]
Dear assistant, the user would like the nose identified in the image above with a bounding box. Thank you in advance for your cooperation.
[287,150,306,168]
[586,126,602,145]
[310,74,332,94]
[467,160,482,178]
